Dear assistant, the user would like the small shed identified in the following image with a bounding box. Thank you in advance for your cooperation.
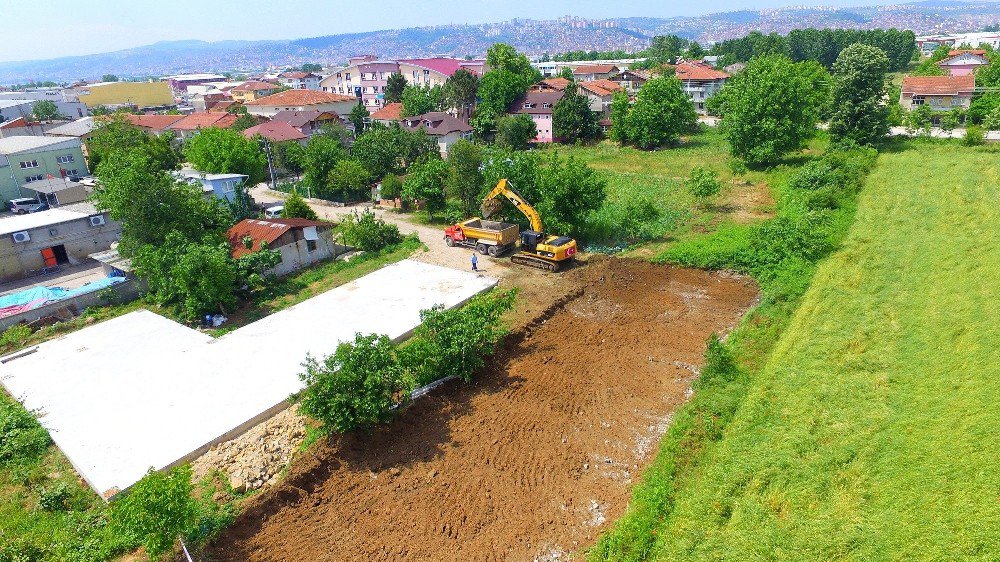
[24,177,90,207]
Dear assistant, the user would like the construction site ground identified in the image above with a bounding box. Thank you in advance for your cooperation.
[204,253,759,562]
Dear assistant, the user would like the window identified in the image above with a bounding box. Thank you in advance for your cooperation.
[912,95,925,106]
[66,169,79,177]
[221,180,236,193]
[306,239,317,252]
[19,160,39,169]
[57,155,75,164]
[345,73,351,81]
[24,174,44,182]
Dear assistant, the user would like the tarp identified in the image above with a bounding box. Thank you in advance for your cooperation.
[0,276,125,319]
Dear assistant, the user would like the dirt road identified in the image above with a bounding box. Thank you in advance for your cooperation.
[205,258,758,562]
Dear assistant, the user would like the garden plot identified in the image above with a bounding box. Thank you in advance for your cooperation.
[0,260,496,499]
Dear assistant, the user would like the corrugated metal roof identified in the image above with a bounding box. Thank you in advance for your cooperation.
[0,208,90,236]
[0,135,79,155]
[226,218,326,258]
[46,117,97,137]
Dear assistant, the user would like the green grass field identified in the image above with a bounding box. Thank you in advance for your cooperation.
[600,140,1000,560]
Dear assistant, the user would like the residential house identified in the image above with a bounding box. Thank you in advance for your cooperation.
[227,218,338,277]
[177,170,248,202]
[0,208,120,282]
[532,78,570,92]
[167,111,239,141]
[192,92,231,112]
[671,62,730,114]
[609,69,650,95]
[164,74,228,93]
[75,82,175,110]
[509,91,564,143]
[242,121,307,144]
[579,79,624,116]
[244,90,358,118]
[572,64,620,81]
[270,110,344,136]
[320,57,485,112]
[398,58,486,89]
[937,50,990,77]
[370,103,404,125]
[230,81,282,103]
[900,75,976,111]
[0,136,88,204]
[0,90,88,119]
[121,114,186,135]
[279,71,322,91]
[400,112,473,155]
[23,178,90,207]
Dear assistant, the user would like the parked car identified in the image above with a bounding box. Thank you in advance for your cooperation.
[263,205,284,219]
[10,198,48,214]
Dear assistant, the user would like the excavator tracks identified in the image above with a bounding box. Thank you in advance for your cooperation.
[511,254,560,272]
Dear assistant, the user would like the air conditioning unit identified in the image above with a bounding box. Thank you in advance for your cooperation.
[11,231,30,243]
[89,215,106,227]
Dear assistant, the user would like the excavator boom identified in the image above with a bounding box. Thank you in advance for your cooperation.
[480,179,544,233]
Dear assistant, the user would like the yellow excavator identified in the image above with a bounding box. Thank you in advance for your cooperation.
[480,179,577,272]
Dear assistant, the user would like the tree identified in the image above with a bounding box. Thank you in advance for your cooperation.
[403,159,449,219]
[349,103,370,135]
[31,100,61,121]
[101,74,119,82]
[109,465,199,561]
[534,153,607,238]
[302,134,346,195]
[443,69,480,116]
[714,55,820,166]
[687,166,721,206]
[380,174,403,201]
[282,189,318,220]
[350,123,437,179]
[232,112,257,132]
[608,90,631,143]
[985,105,1000,130]
[559,67,575,81]
[474,44,540,136]
[903,104,935,134]
[620,76,697,149]
[184,128,267,186]
[271,140,306,174]
[327,158,371,202]
[686,41,707,59]
[384,73,407,104]
[829,44,890,146]
[552,82,600,143]
[340,208,402,251]
[446,139,484,216]
[299,63,323,72]
[964,124,986,145]
[912,57,946,76]
[975,51,1000,88]
[494,114,537,150]
[643,35,690,66]
[486,43,540,83]
[401,84,444,117]
[87,116,178,171]
[134,233,237,319]
[298,333,409,433]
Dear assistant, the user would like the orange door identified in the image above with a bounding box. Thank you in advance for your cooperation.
[41,248,57,268]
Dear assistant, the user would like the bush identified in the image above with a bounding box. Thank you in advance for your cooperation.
[38,482,71,512]
[339,208,402,252]
[298,333,410,433]
[686,167,721,204]
[400,289,517,386]
[380,174,403,200]
[281,190,318,220]
[964,125,986,146]
[0,399,50,467]
[109,466,200,561]
[0,324,31,348]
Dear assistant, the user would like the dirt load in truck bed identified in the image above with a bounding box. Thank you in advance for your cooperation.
[205,258,759,562]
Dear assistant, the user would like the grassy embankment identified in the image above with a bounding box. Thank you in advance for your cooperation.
[0,237,424,561]
[592,139,1000,560]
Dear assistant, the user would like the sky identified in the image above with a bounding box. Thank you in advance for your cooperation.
[3,0,893,63]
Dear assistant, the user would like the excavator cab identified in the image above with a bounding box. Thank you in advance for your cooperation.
[520,230,544,252]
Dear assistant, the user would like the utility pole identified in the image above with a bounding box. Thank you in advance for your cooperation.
[259,137,277,190]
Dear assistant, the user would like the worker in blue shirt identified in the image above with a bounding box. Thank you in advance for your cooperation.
[471,253,478,271]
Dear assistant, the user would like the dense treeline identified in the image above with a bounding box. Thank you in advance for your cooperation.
[711,28,916,71]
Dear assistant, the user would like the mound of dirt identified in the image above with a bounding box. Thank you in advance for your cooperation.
[205,258,758,562]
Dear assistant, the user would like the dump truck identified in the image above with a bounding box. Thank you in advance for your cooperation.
[442,179,577,272]
[444,218,519,256]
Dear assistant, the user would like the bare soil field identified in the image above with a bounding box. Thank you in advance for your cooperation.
[204,258,758,562]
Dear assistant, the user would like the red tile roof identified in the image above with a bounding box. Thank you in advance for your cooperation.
[168,111,239,131]
[948,49,987,57]
[242,121,308,142]
[245,89,356,106]
[399,58,484,77]
[0,117,28,129]
[672,62,730,81]
[232,80,279,92]
[271,110,340,128]
[901,75,975,95]
[371,102,403,120]
[227,218,326,258]
[573,64,618,75]
[535,78,570,91]
[580,79,623,97]
[122,114,186,131]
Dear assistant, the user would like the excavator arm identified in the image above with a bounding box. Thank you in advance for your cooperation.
[480,179,544,233]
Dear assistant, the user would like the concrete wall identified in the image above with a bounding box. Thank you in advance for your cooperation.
[0,214,121,282]
[272,230,343,277]
[0,278,141,331]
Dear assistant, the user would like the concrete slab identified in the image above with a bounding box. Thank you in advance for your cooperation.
[0,260,497,498]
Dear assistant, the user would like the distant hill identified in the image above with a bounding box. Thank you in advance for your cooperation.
[3,0,1000,84]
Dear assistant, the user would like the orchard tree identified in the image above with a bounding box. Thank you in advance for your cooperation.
[348,103,370,135]
[559,66,575,81]
[271,140,306,174]
[298,334,409,433]
[31,100,62,121]
[446,139,483,216]
[403,159,449,219]
[552,82,599,143]
[829,44,890,146]
[109,466,200,561]
[327,158,371,202]
[184,128,267,185]
[281,189,318,220]
[494,114,537,150]
[302,134,346,195]
[621,76,697,149]
[714,55,819,166]
[384,73,407,103]
[380,174,403,201]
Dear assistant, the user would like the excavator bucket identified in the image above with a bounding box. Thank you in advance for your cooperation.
[481,198,503,218]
